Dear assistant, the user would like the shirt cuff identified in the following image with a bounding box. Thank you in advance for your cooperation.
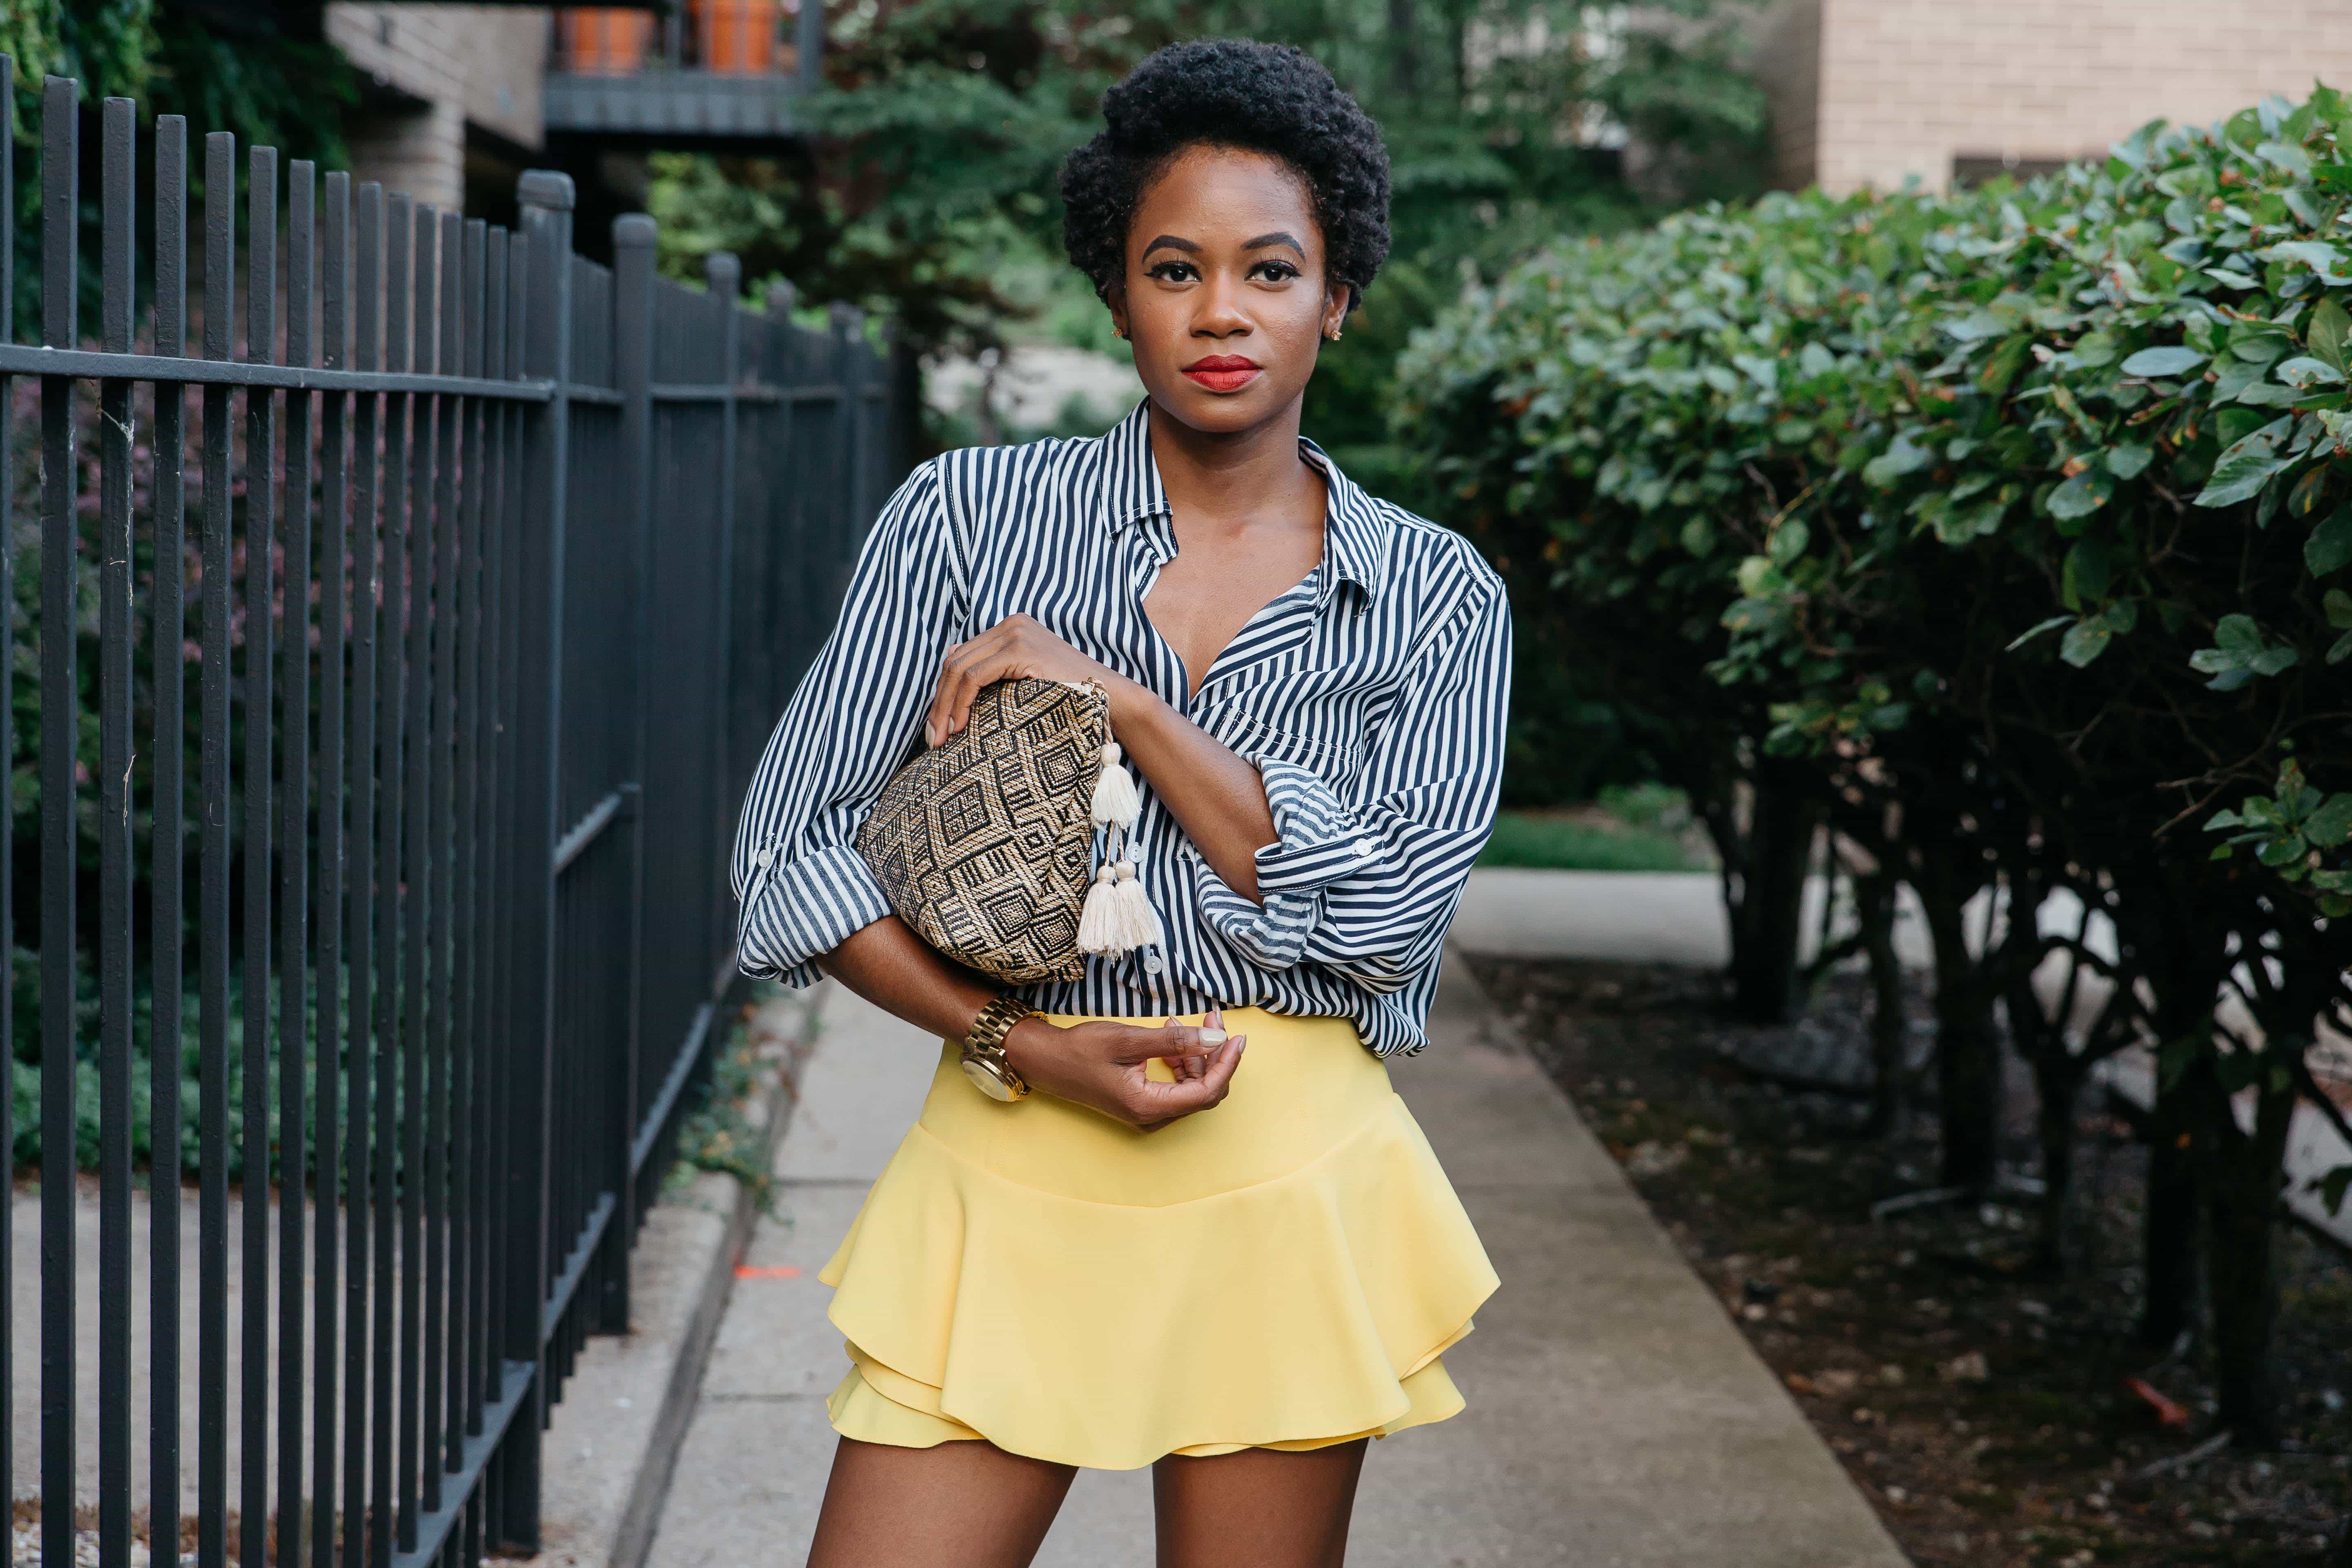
[1193,761,1379,970]
[736,840,893,987]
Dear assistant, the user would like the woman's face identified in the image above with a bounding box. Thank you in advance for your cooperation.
[1108,144,1349,436]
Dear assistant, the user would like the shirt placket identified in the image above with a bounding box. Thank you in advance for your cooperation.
[1119,512,1189,992]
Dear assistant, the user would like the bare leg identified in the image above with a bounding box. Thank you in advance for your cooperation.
[1151,1440,1369,1568]
[806,1436,1078,1568]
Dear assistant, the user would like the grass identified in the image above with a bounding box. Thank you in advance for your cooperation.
[1478,785,1710,873]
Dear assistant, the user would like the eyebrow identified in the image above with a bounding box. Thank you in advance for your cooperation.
[1137,231,1309,259]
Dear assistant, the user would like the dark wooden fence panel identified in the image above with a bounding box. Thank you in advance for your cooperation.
[0,67,905,1566]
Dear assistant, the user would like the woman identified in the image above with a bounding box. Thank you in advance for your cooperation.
[731,38,1509,1567]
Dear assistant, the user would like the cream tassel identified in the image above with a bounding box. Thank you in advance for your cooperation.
[1078,863,1124,956]
[1111,860,1163,951]
[1089,741,1141,830]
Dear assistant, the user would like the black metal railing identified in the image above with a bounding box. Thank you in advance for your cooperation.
[3,62,900,1567]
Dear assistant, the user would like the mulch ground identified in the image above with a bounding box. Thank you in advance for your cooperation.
[1466,956,2352,1567]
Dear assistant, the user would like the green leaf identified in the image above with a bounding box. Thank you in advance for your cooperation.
[2071,330,2118,368]
[2265,236,2348,281]
[1768,518,1811,567]
[2308,507,2352,576]
[2157,1037,2202,1093]
[1978,334,2033,397]
[2327,588,2352,628]
[2192,613,2299,688]
[2313,1163,2352,1220]
[2063,538,2115,604]
[2257,834,2309,867]
[2305,793,2352,848]
[2060,615,2119,667]
[2276,354,2347,388]
[2047,467,2114,522]
[2310,296,2352,372]
[2119,344,2206,377]
[1862,431,1935,490]
[2105,442,2155,479]
[2256,139,2314,176]
[2006,615,2072,652]
[2195,419,2293,507]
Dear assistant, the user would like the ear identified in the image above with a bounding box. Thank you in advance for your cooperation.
[1322,285,1352,342]
[1106,281,1131,341]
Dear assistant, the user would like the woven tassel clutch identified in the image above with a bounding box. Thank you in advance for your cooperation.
[856,677,1160,985]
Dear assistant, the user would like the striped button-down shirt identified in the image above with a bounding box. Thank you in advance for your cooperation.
[729,401,1511,1056]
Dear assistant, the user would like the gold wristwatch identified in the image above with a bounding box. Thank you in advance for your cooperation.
[960,994,1034,1102]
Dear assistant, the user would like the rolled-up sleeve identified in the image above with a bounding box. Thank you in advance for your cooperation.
[1196,577,1511,993]
[731,461,962,985]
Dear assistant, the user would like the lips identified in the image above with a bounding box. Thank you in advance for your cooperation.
[1181,354,1262,393]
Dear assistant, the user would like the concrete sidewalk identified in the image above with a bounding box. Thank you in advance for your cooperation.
[644,962,1909,1568]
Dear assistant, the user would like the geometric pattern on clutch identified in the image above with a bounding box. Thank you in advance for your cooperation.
[856,677,1109,984]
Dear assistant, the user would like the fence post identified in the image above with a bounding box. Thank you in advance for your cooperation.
[830,302,863,608]
[604,212,656,1336]
[492,167,575,1553]
[797,0,826,96]
[36,76,80,1568]
[706,252,742,989]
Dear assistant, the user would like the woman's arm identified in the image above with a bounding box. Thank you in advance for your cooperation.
[924,615,1278,902]
[817,916,1245,1130]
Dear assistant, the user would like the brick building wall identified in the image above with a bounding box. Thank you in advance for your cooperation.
[327,4,549,212]
[1757,0,2352,194]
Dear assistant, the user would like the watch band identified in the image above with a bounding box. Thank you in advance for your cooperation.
[960,993,1034,1102]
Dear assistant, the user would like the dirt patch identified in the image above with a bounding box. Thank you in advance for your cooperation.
[1468,957,2352,1567]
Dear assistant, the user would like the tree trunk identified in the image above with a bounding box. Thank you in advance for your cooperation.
[2031,1058,2082,1275]
[1727,762,1819,1025]
[1914,842,2000,1189]
[2139,1078,2198,1350]
[2190,1060,2295,1448]
[2114,874,2226,1352]
[1856,866,1908,1137]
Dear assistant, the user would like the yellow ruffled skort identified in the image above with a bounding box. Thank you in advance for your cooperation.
[817,1007,1500,1470]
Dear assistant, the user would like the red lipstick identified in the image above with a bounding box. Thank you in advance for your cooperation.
[1181,354,1262,393]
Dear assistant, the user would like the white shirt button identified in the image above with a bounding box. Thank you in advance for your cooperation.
[1352,838,1377,858]
[755,847,775,869]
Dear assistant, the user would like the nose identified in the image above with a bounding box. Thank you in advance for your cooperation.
[1191,270,1252,341]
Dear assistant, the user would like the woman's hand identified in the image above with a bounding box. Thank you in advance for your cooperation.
[1002,1006,1246,1130]
[926,614,1136,747]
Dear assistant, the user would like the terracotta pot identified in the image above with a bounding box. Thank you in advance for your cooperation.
[561,9,655,74]
[693,0,781,74]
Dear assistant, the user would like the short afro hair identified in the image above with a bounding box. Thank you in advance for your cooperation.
[1060,40,1391,314]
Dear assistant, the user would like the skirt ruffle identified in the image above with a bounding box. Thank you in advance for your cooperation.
[816,1008,1499,1471]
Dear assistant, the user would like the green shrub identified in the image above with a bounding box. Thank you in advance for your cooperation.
[1401,89,2352,1446]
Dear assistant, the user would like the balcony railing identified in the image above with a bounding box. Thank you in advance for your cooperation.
[546,2,822,140]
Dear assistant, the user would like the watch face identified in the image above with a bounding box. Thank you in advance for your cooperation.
[962,1055,1019,1101]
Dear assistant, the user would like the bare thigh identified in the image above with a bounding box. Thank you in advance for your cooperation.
[1152,1440,1369,1568]
[806,1436,1077,1568]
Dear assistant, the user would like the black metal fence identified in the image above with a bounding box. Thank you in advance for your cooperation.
[1,65,901,1566]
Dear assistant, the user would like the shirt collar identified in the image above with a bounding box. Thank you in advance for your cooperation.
[1094,399,1391,609]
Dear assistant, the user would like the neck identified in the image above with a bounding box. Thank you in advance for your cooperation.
[1145,395,1317,532]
